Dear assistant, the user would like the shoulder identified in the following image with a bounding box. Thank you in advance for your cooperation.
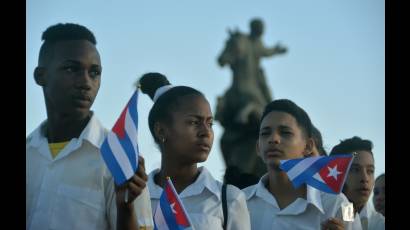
[242,184,258,200]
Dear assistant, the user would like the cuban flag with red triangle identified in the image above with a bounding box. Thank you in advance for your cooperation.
[100,90,139,185]
[154,177,193,230]
[280,154,354,194]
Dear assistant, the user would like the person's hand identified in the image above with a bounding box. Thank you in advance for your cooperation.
[115,156,148,207]
[321,218,344,230]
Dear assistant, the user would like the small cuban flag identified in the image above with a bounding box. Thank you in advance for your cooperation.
[154,177,193,230]
[100,90,140,185]
[280,154,354,194]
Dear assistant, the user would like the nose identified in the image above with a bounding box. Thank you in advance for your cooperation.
[198,122,213,138]
[268,132,280,144]
[359,169,371,184]
[75,69,92,90]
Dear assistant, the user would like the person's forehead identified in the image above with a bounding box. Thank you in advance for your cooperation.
[52,40,100,63]
[352,150,374,165]
[173,95,211,116]
[261,111,298,128]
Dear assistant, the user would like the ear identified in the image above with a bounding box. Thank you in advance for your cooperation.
[153,121,167,143]
[34,67,46,86]
[303,137,315,157]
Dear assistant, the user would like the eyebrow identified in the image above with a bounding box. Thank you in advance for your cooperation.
[351,163,375,168]
[186,114,213,120]
[61,60,101,68]
[260,124,292,130]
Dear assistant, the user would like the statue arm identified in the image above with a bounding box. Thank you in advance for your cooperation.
[260,43,287,57]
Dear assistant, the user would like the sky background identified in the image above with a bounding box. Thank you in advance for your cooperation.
[27,0,385,191]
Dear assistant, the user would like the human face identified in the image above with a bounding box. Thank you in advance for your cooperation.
[257,111,312,170]
[373,175,385,216]
[163,95,214,164]
[39,40,101,121]
[343,151,375,210]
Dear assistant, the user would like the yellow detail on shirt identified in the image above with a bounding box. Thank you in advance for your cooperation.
[49,141,69,159]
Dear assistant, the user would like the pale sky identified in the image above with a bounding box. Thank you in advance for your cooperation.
[27,0,385,186]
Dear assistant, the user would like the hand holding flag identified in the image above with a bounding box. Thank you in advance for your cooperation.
[154,177,193,230]
[101,90,140,186]
[280,154,354,194]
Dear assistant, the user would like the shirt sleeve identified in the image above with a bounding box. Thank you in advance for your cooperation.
[226,185,251,230]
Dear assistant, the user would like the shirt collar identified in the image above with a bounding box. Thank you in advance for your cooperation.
[27,112,106,148]
[148,166,221,200]
[247,174,324,214]
[359,202,373,219]
[27,113,107,161]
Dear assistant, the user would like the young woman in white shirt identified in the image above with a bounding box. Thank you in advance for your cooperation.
[139,72,250,230]
[243,99,362,230]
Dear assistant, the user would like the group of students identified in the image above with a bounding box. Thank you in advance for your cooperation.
[26,23,385,230]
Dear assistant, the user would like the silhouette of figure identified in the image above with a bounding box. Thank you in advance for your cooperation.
[216,18,287,185]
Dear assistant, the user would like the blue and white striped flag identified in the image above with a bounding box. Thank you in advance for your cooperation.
[101,90,140,185]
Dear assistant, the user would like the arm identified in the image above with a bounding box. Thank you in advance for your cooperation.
[116,156,151,230]
[257,40,287,57]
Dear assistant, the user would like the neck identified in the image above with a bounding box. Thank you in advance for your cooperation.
[267,169,306,209]
[355,202,366,214]
[157,161,199,193]
[45,110,91,143]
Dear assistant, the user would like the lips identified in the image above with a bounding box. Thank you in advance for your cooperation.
[196,142,211,151]
[265,148,283,157]
[72,94,92,107]
[357,188,371,196]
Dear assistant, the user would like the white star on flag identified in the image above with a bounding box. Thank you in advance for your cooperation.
[327,165,342,180]
[170,202,177,214]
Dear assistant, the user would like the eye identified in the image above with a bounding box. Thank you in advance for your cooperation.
[189,120,199,125]
[89,69,101,78]
[63,66,80,73]
[259,131,270,137]
[374,188,380,195]
[350,167,360,173]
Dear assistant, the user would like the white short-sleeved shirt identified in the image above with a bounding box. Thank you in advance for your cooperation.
[148,167,251,230]
[359,202,385,230]
[243,174,363,230]
[26,114,153,230]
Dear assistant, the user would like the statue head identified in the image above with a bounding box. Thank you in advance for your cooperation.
[250,18,264,37]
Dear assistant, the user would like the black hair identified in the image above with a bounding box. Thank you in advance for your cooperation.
[375,173,385,183]
[39,23,97,65]
[259,99,313,138]
[312,125,327,156]
[330,136,373,156]
[139,72,204,143]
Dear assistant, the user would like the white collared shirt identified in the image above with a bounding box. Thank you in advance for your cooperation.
[26,114,153,230]
[243,174,363,230]
[148,167,251,230]
[359,202,385,230]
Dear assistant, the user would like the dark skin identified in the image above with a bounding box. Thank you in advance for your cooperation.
[256,111,344,229]
[153,95,214,193]
[34,39,145,229]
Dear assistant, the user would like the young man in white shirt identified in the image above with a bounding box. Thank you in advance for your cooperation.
[243,99,362,230]
[26,23,152,230]
[330,136,385,230]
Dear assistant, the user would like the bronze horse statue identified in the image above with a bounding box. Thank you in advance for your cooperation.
[216,30,269,184]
